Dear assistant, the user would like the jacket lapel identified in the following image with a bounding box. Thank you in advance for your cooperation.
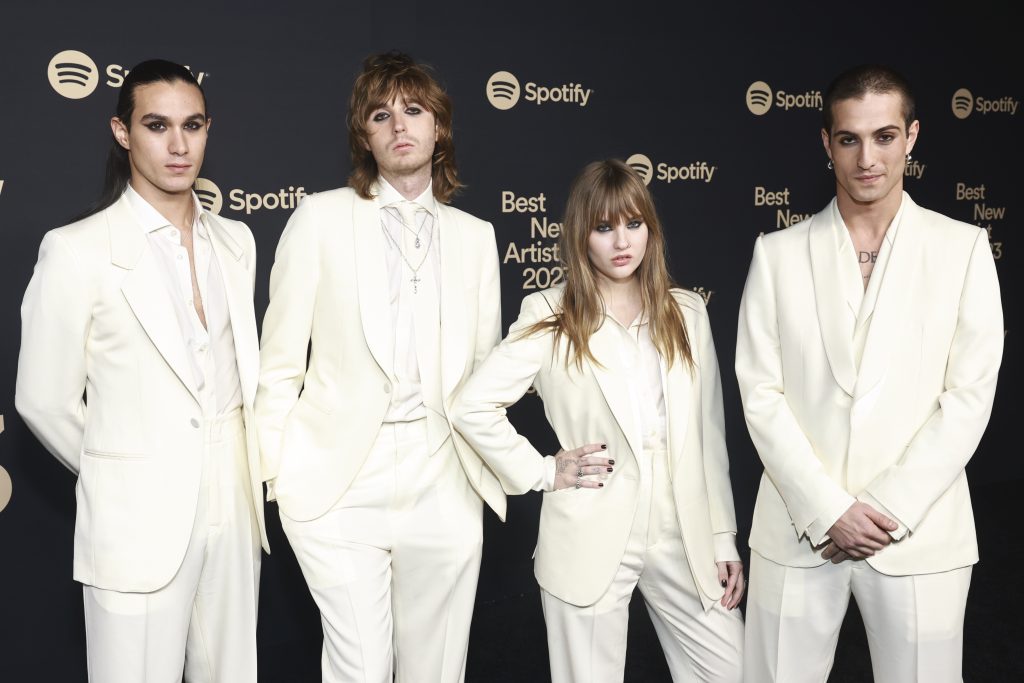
[109,196,200,403]
[437,203,467,399]
[853,193,921,401]
[809,201,857,396]
[353,194,394,379]
[204,212,259,408]
[587,322,643,460]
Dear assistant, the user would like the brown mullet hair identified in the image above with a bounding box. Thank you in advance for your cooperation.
[523,159,693,372]
[347,51,463,203]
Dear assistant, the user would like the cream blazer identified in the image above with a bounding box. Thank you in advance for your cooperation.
[255,188,504,522]
[736,193,1003,573]
[452,286,738,609]
[16,194,268,592]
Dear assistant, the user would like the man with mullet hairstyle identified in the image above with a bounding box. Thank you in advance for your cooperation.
[256,51,502,682]
[736,64,1003,682]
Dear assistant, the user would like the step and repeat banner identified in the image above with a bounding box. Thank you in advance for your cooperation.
[0,2,1017,679]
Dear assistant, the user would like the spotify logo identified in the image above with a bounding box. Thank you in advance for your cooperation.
[952,89,974,119]
[48,50,99,99]
[195,178,223,214]
[626,153,654,186]
[487,71,521,110]
[746,81,772,115]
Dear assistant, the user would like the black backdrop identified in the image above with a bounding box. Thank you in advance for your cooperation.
[0,2,1019,680]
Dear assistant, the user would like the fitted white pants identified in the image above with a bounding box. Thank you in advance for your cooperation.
[83,410,261,683]
[541,447,744,683]
[280,419,483,683]
[743,551,972,683]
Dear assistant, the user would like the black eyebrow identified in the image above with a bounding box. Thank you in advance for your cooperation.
[139,112,207,123]
[833,124,902,138]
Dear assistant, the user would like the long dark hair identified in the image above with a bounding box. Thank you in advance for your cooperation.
[74,59,206,221]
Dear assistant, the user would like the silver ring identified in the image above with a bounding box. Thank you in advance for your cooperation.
[575,472,583,489]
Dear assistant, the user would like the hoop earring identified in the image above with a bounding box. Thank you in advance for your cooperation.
[827,159,834,170]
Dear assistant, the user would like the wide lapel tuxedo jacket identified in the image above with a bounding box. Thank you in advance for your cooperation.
[255,187,503,522]
[736,192,1003,573]
[452,286,738,610]
[16,193,268,593]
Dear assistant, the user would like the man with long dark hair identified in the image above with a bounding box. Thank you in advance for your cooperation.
[255,51,502,682]
[16,59,267,681]
[736,64,1003,682]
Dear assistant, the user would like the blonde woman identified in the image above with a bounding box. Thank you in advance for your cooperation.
[453,159,744,682]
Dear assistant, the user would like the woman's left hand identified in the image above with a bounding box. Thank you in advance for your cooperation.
[716,561,745,610]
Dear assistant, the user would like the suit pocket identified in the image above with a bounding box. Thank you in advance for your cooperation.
[82,448,145,460]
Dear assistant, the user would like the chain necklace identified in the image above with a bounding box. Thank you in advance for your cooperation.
[390,206,427,248]
[380,216,434,293]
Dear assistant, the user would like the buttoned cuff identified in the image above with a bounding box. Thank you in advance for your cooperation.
[533,455,558,492]
[713,532,740,563]
[806,495,857,547]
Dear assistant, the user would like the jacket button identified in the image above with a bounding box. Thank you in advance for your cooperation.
[383,382,392,393]
[190,418,200,428]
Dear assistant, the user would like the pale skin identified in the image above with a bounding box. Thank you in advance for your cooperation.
[364,93,438,200]
[111,80,211,328]
[818,91,915,563]
[555,214,743,608]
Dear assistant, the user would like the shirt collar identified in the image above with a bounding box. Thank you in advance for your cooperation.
[374,177,436,217]
[125,185,204,235]
[832,190,907,253]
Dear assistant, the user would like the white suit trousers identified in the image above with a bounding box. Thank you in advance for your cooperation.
[541,447,743,683]
[280,419,483,683]
[82,410,261,683]
[743,551,972,683]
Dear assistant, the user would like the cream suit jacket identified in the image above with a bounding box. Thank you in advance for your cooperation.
[736,193,1003,573]
[255,187,504,522]
[15,194,269,593]
[452,286,738,610]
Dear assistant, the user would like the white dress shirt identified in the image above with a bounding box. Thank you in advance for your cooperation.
[375,179,442,423]
[125,186,242,416]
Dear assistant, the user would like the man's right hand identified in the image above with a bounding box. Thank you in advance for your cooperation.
[822,501,898,560]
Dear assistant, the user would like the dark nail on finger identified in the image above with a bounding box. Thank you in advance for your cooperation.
[598,483,604,487]
[608,459,615,465]
[607,467,613,472]
[601,444,607,449]
[721,579,727,587]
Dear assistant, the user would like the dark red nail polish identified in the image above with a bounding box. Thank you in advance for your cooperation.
[608,459,615,465]
[721,579,727,587]
[598,483,604,487]
[607,467,613,472]
[601,444,607,449]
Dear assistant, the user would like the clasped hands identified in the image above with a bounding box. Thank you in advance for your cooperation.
[818,501,899,564]
[553,443,613,490]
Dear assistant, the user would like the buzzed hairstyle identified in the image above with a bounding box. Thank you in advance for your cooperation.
[347,51,462,203]
[822,64,916,135]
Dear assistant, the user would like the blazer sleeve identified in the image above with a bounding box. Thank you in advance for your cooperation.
[452,292,552,496]
[15,231,91,474]
[254,197,321,484]
[863,229,1003,532]
[473,222,502,368]
[736,235,856,540]
[690,299,741,561]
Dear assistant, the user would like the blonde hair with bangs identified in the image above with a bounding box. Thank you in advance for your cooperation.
[524,159,693,371]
